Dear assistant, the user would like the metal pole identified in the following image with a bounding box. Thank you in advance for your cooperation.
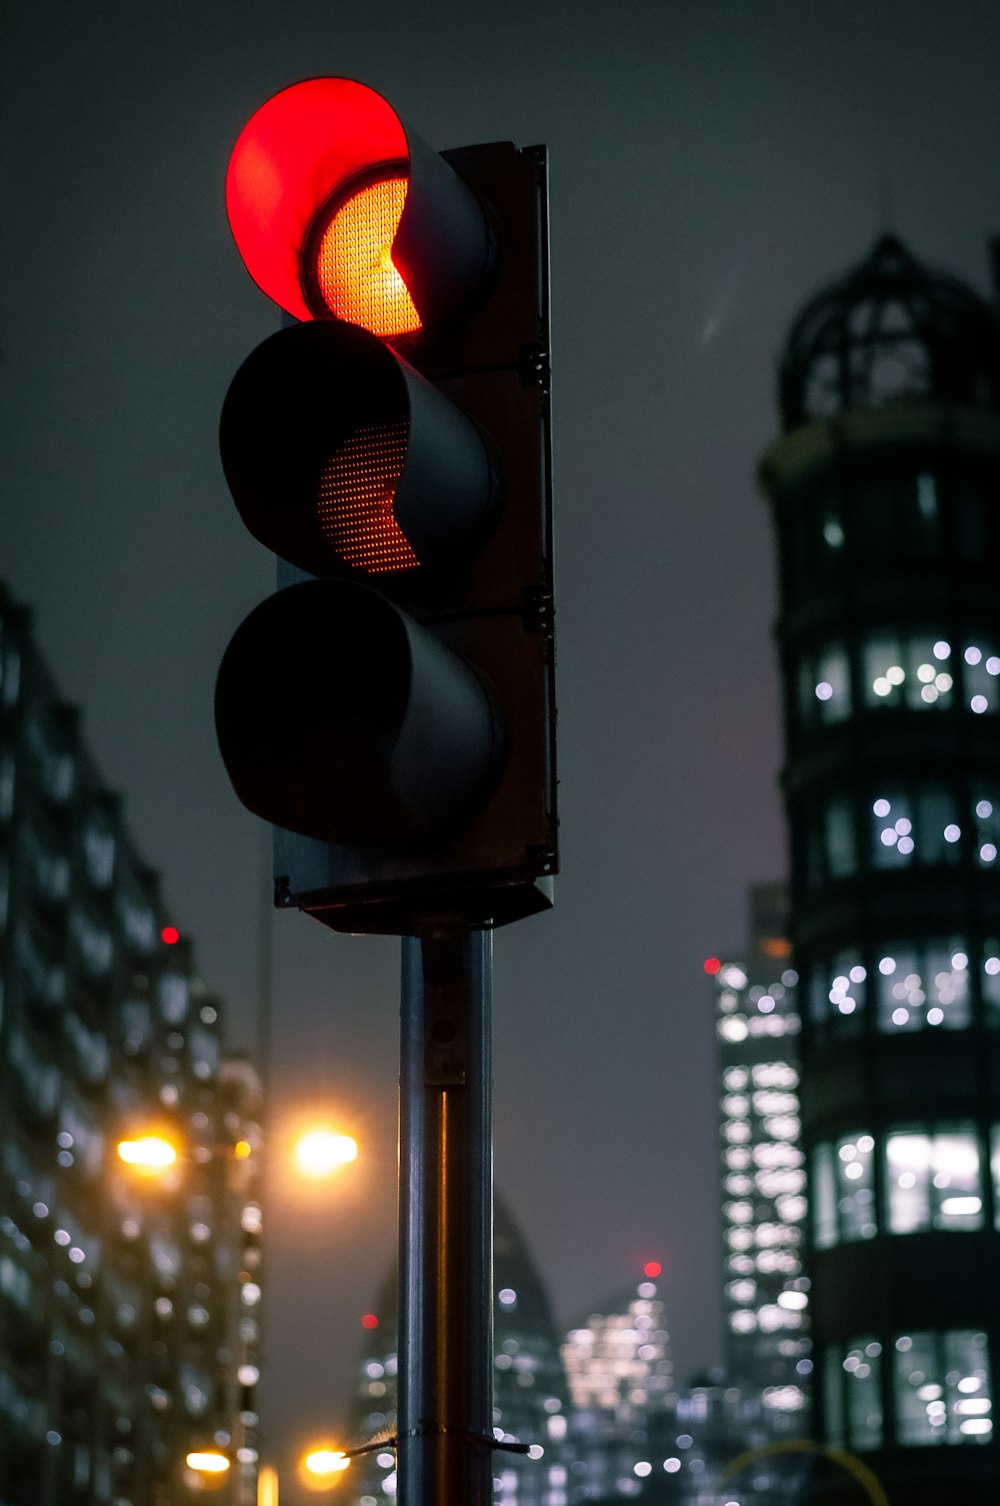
[397,925,493,1506]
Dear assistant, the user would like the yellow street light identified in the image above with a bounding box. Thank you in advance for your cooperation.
[293,1130,358,1179]
[117,1135,179,1173]
[301,1445,350,1481]
[186,1450,231,1474]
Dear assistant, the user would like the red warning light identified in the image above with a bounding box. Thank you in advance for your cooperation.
[643,1261,662,1279]
[161,926,180,946]
[226,78,410,326]
[361,1313,379,1330]
[704,957,721,975]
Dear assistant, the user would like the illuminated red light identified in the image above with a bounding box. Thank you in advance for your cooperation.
[161,926,180,946]
[703,956,721,975]
[643,1261,662,1278]
[226,78,411,326]
[361,1313,379,1330]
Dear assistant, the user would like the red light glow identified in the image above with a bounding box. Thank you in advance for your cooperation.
[703,957,721,975]
[361,1313,379,1330]
[226,79,410,325]
[161,926,180,946]
[643,1261,662,1278]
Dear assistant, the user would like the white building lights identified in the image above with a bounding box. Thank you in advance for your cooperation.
[826,1331,993,1451]
[711,928,810,1420]
[561,1280,674,1417]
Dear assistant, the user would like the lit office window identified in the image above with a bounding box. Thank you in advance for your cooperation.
[982,944,1000,1023]
[894,1331,992,1445]
[813,1134,876,1246]
[824,1338,883,1451]
[987,1129,1000,1230]
[871,786,960,869]
[875,943,969,1032]
[809,952,867,1025]
[847,1339,883,1450]
[821,502,845,553]
[158,974,189,1024]
[802,643,850,725]
[69,909,112,978]
[972,791,1000,867]
[793,488,845,582]
[83,825,116,888]
[963,641,1000,714]
[813,1144,837,1250]
[824,1346,845,1447]
[864,633,953,710]
[885,1130,981,1233]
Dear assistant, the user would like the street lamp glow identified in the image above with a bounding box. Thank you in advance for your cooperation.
[294,1130,358,1178]
[258,1463,280,1506]
[117,1135,179,1172]
[304,1448,350,1476]
[186,1450,231,1473]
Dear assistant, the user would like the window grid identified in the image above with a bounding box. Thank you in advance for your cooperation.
[894,1331,992,1446]
[825,1332,992,1450]
[794,627,1000,736]
[807,939,972,1035]
[813,1125,993,1248]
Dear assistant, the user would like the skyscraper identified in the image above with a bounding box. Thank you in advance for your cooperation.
[710,883,810,1425]
[0,583,260,1506]
[346,1196,570,1506]
[561,1262,675,1500]
[760,235,1000,1502]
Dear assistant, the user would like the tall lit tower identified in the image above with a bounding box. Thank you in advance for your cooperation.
[711,883,810,1424]
[759,234,1000,1503]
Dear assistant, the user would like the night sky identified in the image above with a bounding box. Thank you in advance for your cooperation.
[3,0,1000,1485]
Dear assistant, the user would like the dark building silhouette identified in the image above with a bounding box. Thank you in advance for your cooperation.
[345,1196,570,1506]
[759,235,1000,1502]
[0,584,261,1506]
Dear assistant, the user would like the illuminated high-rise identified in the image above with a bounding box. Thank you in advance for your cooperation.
[710,883,810,1426]
[760,234,1000,1502]
[0,582,259,1506]
[561,1262,676,1499]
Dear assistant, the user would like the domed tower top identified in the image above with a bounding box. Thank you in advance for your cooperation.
[778,233,1000,431]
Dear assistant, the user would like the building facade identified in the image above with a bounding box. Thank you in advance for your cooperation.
[346,1196,571,1506]
[760,234,1000,1502]
[0,584,260,1506]
[710,882,811,1425]
[561,1263,676,1501]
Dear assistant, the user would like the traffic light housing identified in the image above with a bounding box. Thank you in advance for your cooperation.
[215,79,556,934]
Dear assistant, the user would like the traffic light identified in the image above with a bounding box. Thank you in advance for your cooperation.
[215,79,556,934]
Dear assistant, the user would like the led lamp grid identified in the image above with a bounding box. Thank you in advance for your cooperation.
[316,417,417,573]
[315,175,421,339]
